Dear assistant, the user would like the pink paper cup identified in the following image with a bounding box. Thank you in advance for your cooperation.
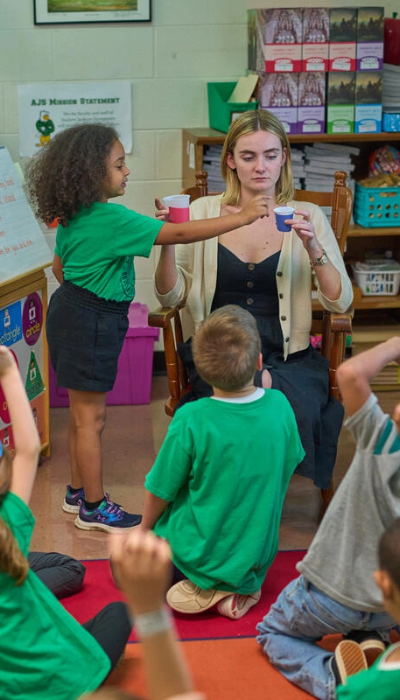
[163,194,190,223]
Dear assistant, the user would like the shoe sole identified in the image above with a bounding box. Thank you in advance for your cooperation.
[62,500,80,514]
[166,580,233,613]
[74,515,140,533]
[335,640,368,684]
[216,590,262,619]
[359,640,386,666]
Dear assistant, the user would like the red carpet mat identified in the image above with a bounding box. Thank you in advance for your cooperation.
[62,550,305,641]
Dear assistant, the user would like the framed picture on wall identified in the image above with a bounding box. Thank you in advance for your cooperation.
[34,1,152,25]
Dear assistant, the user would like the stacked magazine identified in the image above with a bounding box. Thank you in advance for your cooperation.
[202,145,306,192]
[202,145,225,191]
[383,63,400,114]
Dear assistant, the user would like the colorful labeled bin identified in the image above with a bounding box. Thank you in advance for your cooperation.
[49,302,159,407]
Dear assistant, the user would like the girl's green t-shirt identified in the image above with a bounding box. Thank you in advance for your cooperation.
[0,492,111,699]
[54,202,163,302]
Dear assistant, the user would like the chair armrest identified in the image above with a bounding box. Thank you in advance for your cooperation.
[148,302,188,417]
[322,310,352,401]
[148,302,186,329]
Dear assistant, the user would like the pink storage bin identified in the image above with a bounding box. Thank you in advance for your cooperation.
[49,302,159,407]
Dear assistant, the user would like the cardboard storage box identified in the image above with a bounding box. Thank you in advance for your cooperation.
[298,72,326,134]
[355,70,382,133]
[329,8,357,71]
[256,72,298,134]
[248,8,302,73]
[302,8,329,72]
[357,7,384,70]
[327,71,355,133]
[49,303,159,407]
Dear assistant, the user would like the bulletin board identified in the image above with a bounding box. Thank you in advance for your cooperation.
[0,147,52,457]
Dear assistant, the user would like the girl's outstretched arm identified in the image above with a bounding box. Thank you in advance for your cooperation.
[0,347,41,505]
[154,194,269,246]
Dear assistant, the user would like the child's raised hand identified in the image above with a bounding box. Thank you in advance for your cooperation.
[0,346,17,377]
[110,530,172,615]
[241,194,270,225]
[155,196,170,222]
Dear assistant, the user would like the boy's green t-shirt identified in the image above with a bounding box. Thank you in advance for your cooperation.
[54,201,163,302]
[336,643,400,699]
[145,390,305,593]
[0,492,111,700]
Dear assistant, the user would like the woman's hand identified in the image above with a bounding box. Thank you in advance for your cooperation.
[241,194,271,225]
[286,210,323,257]
[155,196,170,222]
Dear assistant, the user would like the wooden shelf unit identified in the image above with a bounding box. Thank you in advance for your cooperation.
[182,128,400,187]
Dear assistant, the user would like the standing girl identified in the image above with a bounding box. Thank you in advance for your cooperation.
[0,345,132,699]
[26,123,268,532]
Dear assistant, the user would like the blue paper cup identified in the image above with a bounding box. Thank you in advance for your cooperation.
[274,206,295,233]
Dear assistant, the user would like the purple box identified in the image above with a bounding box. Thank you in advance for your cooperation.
[256,72,298,108]
[267,107,298,134]
[49,302,159,407]
[298,72,326,133]
[356,42,383,71]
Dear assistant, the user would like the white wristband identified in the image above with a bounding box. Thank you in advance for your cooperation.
[135,606,173,638]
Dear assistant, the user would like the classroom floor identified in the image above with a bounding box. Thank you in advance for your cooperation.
[29,377,399,559]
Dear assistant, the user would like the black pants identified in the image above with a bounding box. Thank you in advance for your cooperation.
[28,551,86,599]
[83,602,132,671]
[29,552,132,672]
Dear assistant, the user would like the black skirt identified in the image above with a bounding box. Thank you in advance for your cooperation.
[46,281,130,393]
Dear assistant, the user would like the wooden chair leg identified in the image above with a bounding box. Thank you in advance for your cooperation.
[321,480,334,509]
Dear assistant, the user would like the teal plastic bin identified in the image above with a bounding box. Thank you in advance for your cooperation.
[353,182,400,227]
[207,82,258,133]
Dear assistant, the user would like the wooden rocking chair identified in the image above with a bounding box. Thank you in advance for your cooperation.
[149,170,353,507]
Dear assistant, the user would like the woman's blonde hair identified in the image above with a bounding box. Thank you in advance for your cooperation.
[0,447,29,585]
[220,109,295,206]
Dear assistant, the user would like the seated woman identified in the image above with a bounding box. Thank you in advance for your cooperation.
[154,110,353,490]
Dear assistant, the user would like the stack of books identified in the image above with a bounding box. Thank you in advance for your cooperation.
[303,143,358,191]
[383,63,400,113]
[291,147,306,190]
[382,63,400,131]
[202,145,224,192]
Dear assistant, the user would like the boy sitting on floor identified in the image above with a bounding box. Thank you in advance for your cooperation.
[335,516,400,699]
[141,305,304,620]
[257,337,400,699]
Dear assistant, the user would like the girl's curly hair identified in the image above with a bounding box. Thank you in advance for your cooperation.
[0,447,29,585]
[25,123,119,227]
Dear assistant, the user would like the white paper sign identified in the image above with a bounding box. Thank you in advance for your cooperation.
[18,82,132,157]
[0,148,52,284]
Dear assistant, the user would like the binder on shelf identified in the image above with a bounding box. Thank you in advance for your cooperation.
[207,82,258,134]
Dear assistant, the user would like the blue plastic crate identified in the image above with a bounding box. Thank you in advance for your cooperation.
[353,182,400,227]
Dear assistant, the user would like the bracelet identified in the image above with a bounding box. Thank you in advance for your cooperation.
[309,247,329,267]
[135,606,173,638]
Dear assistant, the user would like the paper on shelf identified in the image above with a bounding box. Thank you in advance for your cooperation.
[228,75,259,104]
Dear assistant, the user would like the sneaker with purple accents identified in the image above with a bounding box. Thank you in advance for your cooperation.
[62,485,85,514]
[74,497,142,532]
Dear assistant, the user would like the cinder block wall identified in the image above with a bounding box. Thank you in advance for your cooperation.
[0,0,394,348]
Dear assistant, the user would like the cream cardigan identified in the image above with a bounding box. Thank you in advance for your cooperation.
[155,195,353,360]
